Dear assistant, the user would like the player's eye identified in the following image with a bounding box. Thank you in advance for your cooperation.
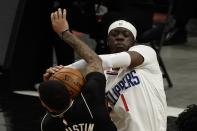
[110,30,119,36]
[123,31,130,37]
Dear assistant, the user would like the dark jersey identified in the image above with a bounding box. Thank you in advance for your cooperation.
[41,72,117,131]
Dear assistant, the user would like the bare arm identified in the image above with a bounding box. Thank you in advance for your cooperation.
[62,32,103,74]
[127,51,144,68]
[51,8,103,75]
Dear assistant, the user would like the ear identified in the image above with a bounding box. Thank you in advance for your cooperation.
[106,37,110,45]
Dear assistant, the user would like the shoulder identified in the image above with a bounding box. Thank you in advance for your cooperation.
[129,45,156,53]
[85,72,106,82]
[84,72,106,91]
[82,72,106,99]
[129,45,157,60]
[128,45,160,69]
[41,113,64,131]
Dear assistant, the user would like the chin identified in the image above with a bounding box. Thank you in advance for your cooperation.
[113,49,123,53]
[114,47,126,53]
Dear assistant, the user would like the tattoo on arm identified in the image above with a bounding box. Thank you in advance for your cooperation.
[62,31,103,75]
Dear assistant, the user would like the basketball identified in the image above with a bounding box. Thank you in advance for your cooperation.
[49,67,85,98]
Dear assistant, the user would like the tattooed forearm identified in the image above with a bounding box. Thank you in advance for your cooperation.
[62,31,103,74]
[62,31,97,63]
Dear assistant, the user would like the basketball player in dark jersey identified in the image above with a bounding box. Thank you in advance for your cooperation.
[38,8,117,131]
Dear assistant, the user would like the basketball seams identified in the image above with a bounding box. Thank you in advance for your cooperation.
[53,72,84,86]
[49,68,85,98]
[59,68,83,77]
[51,75,81,91]
[55,69,84,80]
[61,71,84,80]
[51,75,80,98]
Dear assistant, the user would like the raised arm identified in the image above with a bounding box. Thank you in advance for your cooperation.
[50,8,103,75]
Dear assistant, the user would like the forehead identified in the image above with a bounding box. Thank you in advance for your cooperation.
[109,27,134,38]
[109,27,132,34]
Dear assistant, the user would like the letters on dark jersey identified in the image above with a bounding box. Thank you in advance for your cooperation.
[64,123,94,131]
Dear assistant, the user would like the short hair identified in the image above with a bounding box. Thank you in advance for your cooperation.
[176,104,197,131]
[38,80,70,111]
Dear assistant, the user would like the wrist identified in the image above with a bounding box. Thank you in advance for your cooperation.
[59,28,70,39]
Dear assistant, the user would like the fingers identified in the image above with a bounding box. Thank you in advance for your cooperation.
[51,8,66,22]
[43,73,51,81]
[46,67,56,74]
[51,10,60,22]
[50,12,55,22]
[50,11,58,23]
[63,9,67,19]
[54,65,64,70]
[43,65,64,81]
[58,65,65,68]
[58,8,62,19]
[46,68,54,74]
[51,8,66,19]
[50,8,68,33]
[57,8,66,19]
[54,11,58,20]
[46,65,64,74]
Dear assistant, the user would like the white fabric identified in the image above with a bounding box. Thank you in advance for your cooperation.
[100,52,131,68]
[66,59,86,69]
[105,45,167,131]
[68,52,131,70]
[108,20,137,39]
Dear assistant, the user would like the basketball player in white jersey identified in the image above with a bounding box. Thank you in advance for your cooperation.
[103,20,167,131]
[44,20,167,131]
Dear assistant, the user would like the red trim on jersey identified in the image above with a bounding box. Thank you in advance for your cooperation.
[121,94,129,112]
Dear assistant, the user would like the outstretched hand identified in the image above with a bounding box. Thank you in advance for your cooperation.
[51,8,69,35]
[43,65,64,81]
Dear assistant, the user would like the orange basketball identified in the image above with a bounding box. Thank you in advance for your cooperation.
[49,67,85,98]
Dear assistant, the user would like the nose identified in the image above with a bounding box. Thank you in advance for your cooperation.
[115,33,125,41]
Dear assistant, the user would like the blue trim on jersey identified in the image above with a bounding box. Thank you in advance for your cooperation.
[105,70,140,104]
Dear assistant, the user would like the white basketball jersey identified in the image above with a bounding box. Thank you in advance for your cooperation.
[105,45,167,131]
